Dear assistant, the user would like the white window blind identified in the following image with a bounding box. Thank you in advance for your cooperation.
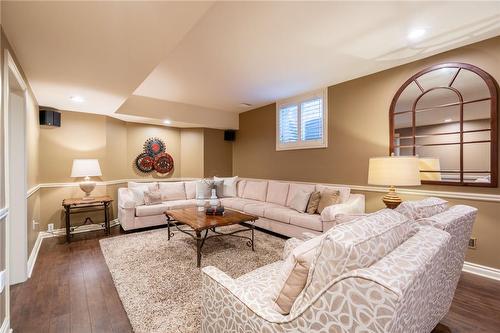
[276,89,327,150]
[279,105,298,143]
[301,98,323,141]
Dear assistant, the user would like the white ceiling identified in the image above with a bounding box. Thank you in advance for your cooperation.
[3,1,500,129]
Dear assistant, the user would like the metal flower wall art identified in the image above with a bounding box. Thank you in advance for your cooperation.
[134,137,174,174]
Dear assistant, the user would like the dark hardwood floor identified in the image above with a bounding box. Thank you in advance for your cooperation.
[11,226,500,333]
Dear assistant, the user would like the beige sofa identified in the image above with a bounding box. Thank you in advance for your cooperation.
[117,179,365,235]
[201,201,478,333]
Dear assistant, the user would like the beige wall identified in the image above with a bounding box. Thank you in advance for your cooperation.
[234,36,500,269]
[203,128,233,177]
[180,128,204,178]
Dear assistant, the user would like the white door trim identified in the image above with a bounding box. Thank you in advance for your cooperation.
[3,49,29,330]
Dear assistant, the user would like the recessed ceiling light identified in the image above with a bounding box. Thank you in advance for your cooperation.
[407,28,426,41]
[69,95,85,103]
[239,103,252,108]
[444,118,453,123]
[163,119,172,125]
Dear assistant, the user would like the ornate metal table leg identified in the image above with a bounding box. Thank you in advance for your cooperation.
[196,231,202,267]
[167,215,171,240]
[251,222,255,251]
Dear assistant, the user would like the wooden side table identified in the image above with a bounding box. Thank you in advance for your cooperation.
[62,195,113,243]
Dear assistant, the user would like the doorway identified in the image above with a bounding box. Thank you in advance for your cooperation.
[3,50,28,291]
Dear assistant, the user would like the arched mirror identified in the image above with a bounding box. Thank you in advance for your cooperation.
[390,63,498,187]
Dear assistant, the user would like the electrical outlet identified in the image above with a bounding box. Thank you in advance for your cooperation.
[48,223,54,232]
[32,219,39,230]
[468,237,477,249]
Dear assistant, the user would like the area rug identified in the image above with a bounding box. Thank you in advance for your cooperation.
[100,226,286,333]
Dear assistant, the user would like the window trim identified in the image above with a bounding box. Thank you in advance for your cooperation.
[276,88,328,151]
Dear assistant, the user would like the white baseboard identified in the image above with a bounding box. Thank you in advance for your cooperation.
[463,261,500,281]
[0,317,10,333]
[26,219,120,279]
[27,232,44,278]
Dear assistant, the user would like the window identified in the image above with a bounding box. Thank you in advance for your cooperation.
[276,89,328,150]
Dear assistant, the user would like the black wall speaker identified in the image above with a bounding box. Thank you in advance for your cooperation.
[39,107,61,127]
[224,130,236,141]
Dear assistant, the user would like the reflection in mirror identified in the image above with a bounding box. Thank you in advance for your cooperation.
[390,63,497,187]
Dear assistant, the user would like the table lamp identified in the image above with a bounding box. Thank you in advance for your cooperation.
[368,156,421,209]
[71,159,102,200]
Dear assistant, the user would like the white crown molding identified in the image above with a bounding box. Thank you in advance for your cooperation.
[27,177,500,203]
[240,177,500,203]
[26,178,198,198]
[463,261,500,281]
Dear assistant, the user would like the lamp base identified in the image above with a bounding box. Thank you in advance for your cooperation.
[80,177,96,201]
[382,186,402,209]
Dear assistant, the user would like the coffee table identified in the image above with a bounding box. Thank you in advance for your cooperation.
[164,207,258,267]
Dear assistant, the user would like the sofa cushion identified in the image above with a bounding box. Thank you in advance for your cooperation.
[317,189,340,213]
[159,182,186,201]
[243,203,278,217]
[316,184,350,203]
[306,191,321,214]
[220,197,260,211]
[289,190,312,213]
[286,183,315,207]
[144,190,162,206]
[196,179,214,199]
[395,197,448,220]
[214,176,238,197]
[243,181,268,202]
[128,182,158,205]
[135,203,168,217]
[266,181,290,206]
[264,207,294,224]
[289,213,323,232]
[184,181,196,199]
[273,235,324,314]
[291,209,415,314]
[237,180,247,197]
[164,199,197,210]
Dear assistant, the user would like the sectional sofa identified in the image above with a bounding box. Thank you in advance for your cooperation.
[117,178,365,237]
[201,200,478,333]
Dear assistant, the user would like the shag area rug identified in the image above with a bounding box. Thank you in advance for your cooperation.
[100,226,286,333]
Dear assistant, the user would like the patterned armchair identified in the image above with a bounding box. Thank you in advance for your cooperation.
[201,205,477,333]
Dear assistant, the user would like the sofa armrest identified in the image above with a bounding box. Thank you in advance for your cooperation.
[320,193,365,222]
[118,187,136,209]
[282,238,304,260]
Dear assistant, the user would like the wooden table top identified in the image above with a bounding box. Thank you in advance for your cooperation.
[165,207,257,232]
[62,195,113,207]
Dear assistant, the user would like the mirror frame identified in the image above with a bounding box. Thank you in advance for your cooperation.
[389,62,498,187]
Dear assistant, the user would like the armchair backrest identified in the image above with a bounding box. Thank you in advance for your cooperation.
[291,226,450,333]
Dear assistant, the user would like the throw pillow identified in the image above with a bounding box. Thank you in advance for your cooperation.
[143,190,162,205]
[289,190,312,213]
[213,180,224,198]
[195,179,213,199]
[273,235,323,314]
[306,191,321,214]
[395,197,448,220]
[214,176,238,197]
[128,182,158,206]
[317,189,340,214]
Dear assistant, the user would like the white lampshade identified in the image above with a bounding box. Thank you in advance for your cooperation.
[368,156,421,186]
[71,159,102,178]
[419,157,442,181]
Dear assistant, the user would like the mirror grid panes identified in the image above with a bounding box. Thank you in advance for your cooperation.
[390,63,498,187]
